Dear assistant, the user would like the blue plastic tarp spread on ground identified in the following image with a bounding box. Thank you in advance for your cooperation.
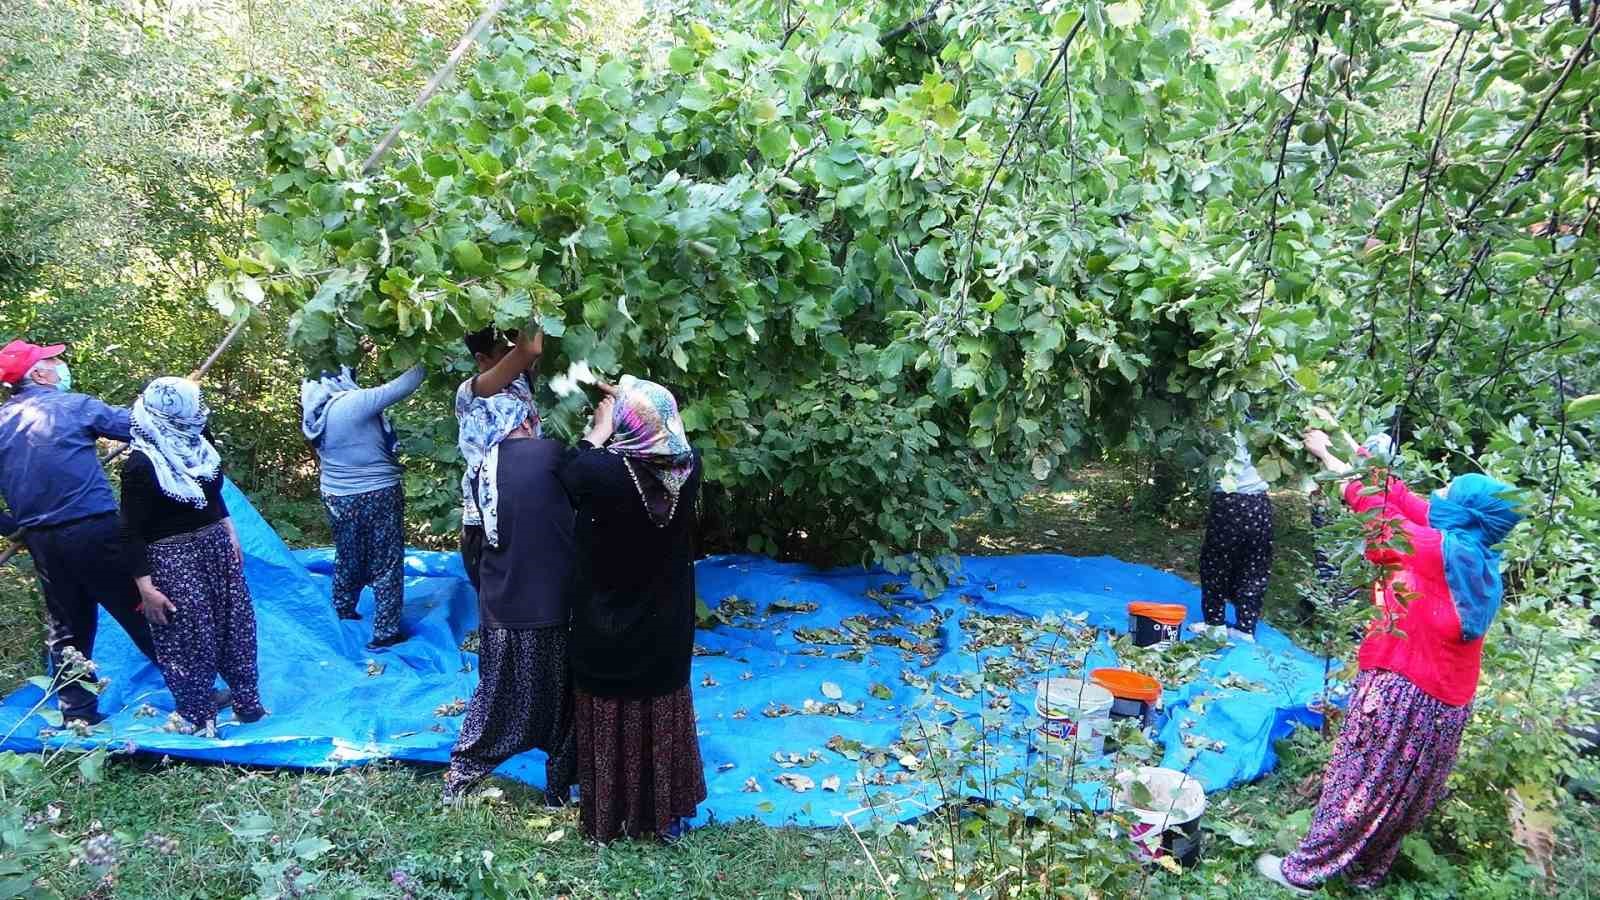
[0,481,1329,826]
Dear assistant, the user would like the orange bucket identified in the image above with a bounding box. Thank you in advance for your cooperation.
[1126,602,1186,646]
[1091,668,1162,703]
[1091,667,1162,730]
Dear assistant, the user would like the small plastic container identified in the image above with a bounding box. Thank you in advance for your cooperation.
[1127,602,1187,647]
[1034,678,1114,758]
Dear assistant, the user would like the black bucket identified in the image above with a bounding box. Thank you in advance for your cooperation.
[1127,603,1186,647]
[1108,695,1156,731]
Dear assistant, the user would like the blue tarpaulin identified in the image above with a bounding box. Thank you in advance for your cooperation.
[0,481,1330,826]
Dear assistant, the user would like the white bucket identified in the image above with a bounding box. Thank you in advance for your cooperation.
[1035,678,1114,758]
[1113,766,1207,865]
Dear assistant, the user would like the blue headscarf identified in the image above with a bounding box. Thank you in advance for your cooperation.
[1427,473,1524,641]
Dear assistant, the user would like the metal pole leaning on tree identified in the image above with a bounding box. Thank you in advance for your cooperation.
[0,313,253,567]
[360,0,509,176]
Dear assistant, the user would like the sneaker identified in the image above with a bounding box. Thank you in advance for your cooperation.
[234,705,268,724]
[1228,628,1257,644]
[366,632,407,652]
[1255,854,1312,895]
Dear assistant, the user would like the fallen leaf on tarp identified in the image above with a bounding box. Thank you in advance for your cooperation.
[717,762,735,772]
[732,708,748,719]
[740,671,754,680]
[742,777,762,793]
[701,674,719,687]
[776,773,815,792]
[870,683,892,700]
[838,701,859,715]
[769,598,819,614]
[433,698,466,717]
[821,681,843,700]
[897,753,922,771]
[821,775,841,792]
[826,734,865,761]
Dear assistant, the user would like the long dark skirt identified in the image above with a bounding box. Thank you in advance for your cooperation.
[445,626,575,799]
[1282,669,1471,889]
[575,685,706,842]
[323,484,405,641]
[147,523,263,728]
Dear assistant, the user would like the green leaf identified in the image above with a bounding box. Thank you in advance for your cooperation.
[1106,0,1143,29]
[757,125,791,162]
[668,47,697,75]
[451,240,487,273]
[913,243,946,281]
[1566,394,1600,421]
[293,836,335,861]
[597,60,632,88]
[77,748,105,784]
[258,213,293,249]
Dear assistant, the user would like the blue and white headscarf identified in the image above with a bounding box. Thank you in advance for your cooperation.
[459,392,533,548]
[1428,473,1525,641]
[300,366,396,453]
[130,377,221,508]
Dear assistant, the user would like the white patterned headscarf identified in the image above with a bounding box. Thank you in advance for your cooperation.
[131,377,221,508]
[460,392,533,548]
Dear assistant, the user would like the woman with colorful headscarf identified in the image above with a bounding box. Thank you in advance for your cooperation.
[1256,428,1525,894]
[558,376,705,841]
[301,364,424,650]
[121,377,264,731]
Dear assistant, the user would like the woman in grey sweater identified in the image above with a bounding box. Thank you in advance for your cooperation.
[301,365,424,650]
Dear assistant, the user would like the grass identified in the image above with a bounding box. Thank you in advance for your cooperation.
[1,468,1594,898]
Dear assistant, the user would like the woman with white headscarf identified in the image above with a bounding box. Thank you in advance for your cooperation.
[301,363,424,650]
[121,377,264,731]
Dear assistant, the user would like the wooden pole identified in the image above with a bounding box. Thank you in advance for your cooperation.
[1,312,252,567]
[360,0,509,176]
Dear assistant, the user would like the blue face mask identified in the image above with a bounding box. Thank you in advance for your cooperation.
[51,362,71,393]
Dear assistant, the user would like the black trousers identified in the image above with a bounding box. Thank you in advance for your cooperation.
[460,522,484,590]
[1199,491,1274,634]
[23,512,157,717]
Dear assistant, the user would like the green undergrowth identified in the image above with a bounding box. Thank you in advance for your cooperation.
[0,468,1593,898]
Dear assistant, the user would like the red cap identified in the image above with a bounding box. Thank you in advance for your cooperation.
[0,340,66,386]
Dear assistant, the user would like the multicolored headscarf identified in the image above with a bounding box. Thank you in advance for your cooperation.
[130,377,221,508]
[460,392,533,547]
[1428,473,1525,641]
[300,367,397,453]
[607,375,695,527]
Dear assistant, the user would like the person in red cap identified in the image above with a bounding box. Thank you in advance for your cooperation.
[0,340,160,724]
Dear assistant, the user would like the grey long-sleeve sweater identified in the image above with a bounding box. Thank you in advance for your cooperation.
[315,366,425,496]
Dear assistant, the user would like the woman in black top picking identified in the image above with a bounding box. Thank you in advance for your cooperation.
[444,393,577,803]
[121,377,264,731]
[560,376,705,842]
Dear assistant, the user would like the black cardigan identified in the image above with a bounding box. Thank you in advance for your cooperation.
[120,449,228,577]
[558,444,701,699]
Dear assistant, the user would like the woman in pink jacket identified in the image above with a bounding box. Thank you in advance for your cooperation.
[1257,429,1524,893]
